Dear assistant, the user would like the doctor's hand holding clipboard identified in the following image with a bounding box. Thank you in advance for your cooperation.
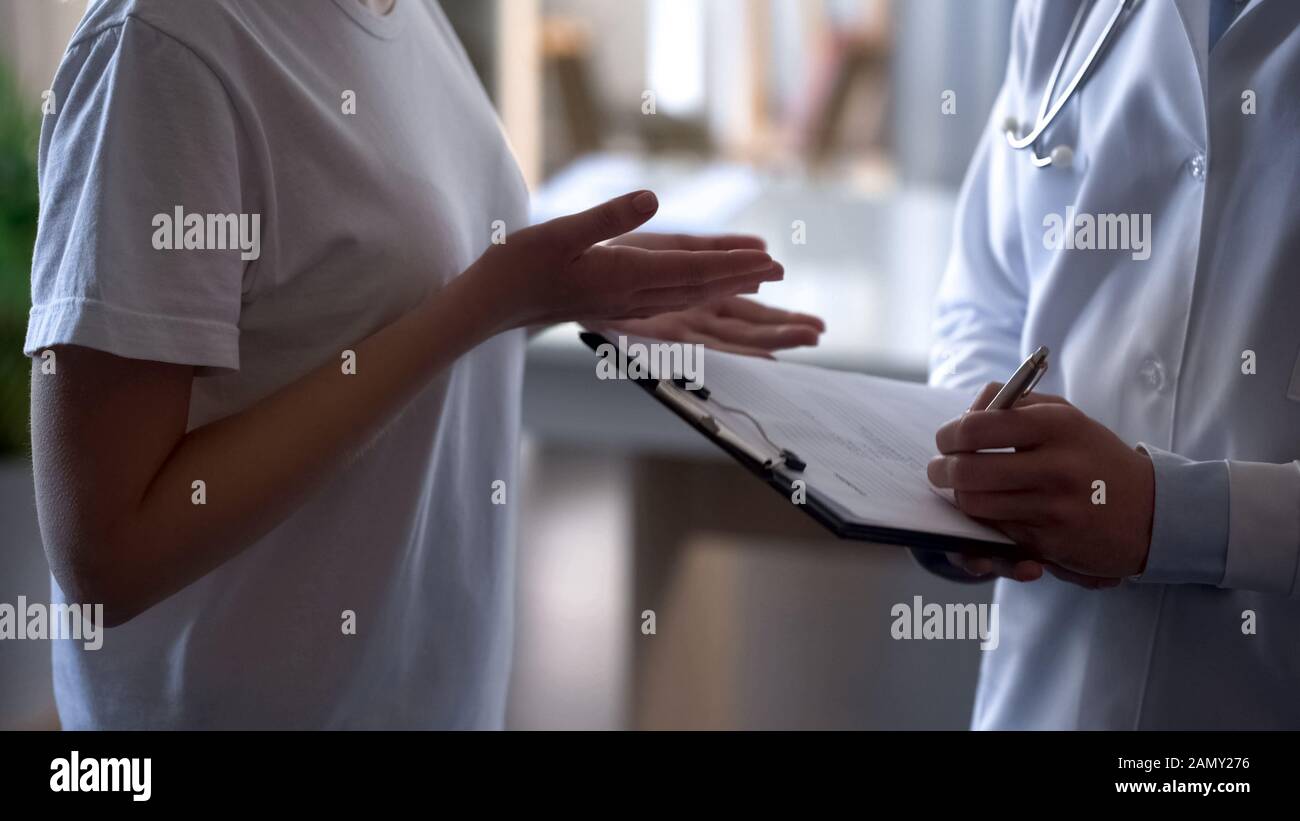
[927,376,1154,589]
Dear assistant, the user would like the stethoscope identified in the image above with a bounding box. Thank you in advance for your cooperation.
[1004,0,1137,169]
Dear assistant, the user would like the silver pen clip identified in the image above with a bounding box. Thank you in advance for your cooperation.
[1024,358,1048,395]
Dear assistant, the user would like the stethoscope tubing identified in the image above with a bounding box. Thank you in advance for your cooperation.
[1006,0,1134,166]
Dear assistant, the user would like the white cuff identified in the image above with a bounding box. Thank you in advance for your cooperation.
[1223,460,1300,596]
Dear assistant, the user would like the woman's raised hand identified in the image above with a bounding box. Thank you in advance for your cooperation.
[467,191,784,332]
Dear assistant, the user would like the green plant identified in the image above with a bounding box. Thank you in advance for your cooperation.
[0,64,39,458]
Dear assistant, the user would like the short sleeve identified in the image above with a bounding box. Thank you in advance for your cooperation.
[25,17,256,373]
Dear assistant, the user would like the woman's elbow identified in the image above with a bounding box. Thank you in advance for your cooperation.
[45,538,148,630]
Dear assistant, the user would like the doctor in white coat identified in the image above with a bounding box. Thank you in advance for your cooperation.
[923,0,1300,729]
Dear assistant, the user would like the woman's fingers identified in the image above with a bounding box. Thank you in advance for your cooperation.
[632,264,784,296]
[629,265,784,309]
[687,312,821,350]
[612,294,825,349]
[712,296,827,332]
[522,198,795,325]
[698,234,768,251]
[672,331,776,359]
[612,232,768,252]
[589,245,777,290]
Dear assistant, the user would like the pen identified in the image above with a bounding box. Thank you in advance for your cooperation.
[981,346,1050,411]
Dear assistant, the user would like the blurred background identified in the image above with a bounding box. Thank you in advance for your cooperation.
[0,0,1015,730]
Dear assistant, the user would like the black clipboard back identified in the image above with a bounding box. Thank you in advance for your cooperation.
[580,332,1028,560]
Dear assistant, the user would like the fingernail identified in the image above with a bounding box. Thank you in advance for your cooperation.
[633,191,658,215]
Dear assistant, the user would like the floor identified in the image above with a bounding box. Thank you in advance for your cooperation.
[507,445,989,730]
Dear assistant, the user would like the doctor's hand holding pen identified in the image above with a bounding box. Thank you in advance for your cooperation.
[926,381,1156,590]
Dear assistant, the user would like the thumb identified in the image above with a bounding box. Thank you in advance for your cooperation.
[546,190,660,253]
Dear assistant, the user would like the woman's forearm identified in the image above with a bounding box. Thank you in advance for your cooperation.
[97,273,504,624]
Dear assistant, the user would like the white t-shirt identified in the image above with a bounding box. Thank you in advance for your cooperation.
[26,0,529,729]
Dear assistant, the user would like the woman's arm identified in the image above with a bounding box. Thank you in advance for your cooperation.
[33,192,780,626]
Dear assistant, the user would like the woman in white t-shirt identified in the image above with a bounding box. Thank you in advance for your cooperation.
[25,0,822,728]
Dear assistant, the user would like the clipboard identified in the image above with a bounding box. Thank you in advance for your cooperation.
[581,332,1028,560]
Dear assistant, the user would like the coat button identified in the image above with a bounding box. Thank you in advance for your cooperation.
[1139,357,1168,392]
